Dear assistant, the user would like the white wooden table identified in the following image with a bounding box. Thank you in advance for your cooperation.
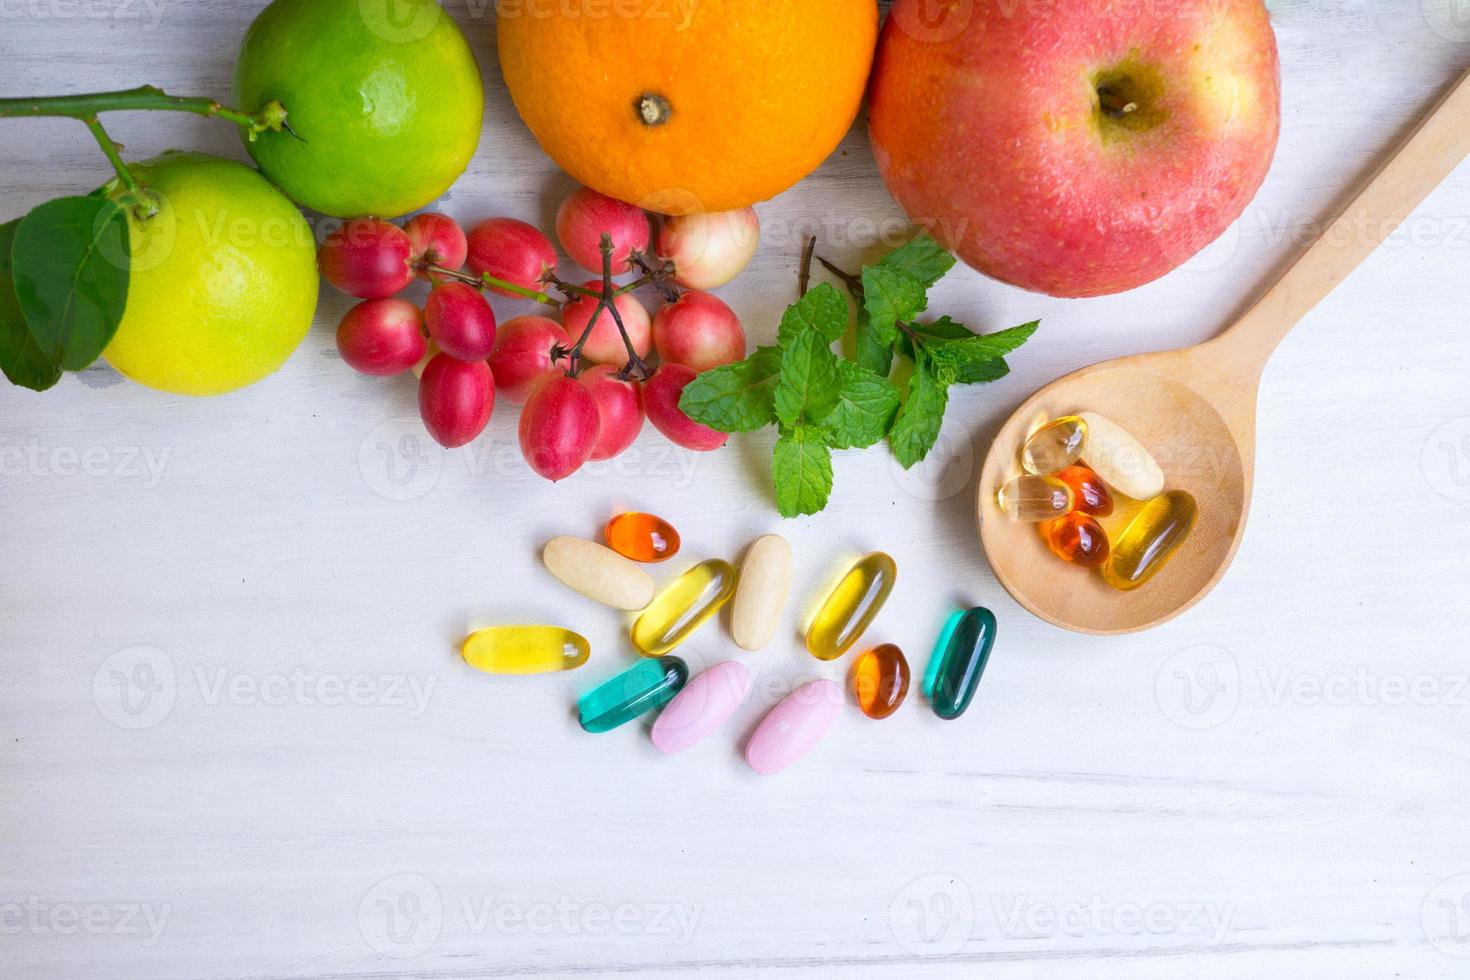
[5,2,1470,977]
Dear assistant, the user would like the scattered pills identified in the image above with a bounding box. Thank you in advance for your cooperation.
[605,512,681,563]
[928,607,996,721]
[731,534,792,652]
[850,644,910,720]
[651,661,751,755]
[631,559,737,656]
[806,552,897,662]
[542,536,656,611]
[578,656,688,734]
[461,626,589,675]
[746,679,841,775]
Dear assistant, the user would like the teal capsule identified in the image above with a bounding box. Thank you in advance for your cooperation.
[928,607,996,720]
[922,610,965,699]
[578,657,688,734]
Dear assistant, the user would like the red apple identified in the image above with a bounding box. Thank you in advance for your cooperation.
[868,0,1280,297]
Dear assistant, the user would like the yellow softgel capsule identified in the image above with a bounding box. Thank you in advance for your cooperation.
[806,552,897,662]
[1021,415,1088,476]
[462,626,590,675]
[997,474,1074,522]
[632,559,737,657]
[1101,490,1199,592]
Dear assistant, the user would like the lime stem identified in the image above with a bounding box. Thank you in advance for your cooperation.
[0,85,289,137]
[82,115,157,219]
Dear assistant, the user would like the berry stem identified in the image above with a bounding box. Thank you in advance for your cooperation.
[555,235,651,380]
[0,85,293,140]
[423,263,558,306]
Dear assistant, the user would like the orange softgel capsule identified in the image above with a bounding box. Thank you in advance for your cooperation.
[1055,463,1114,518]
[850,644,910,720]
[605,512,681,563]
[1043,512,1110,569]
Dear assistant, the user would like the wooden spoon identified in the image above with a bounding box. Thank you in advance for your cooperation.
[978,69,1470,635]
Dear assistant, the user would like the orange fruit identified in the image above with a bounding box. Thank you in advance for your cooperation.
[496,0,879,215]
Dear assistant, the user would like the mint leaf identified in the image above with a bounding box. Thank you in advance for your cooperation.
[0,218,62,392]
[923,319,1039,363]
[680,346,781,432]
[778,282,848,345]
[775,329,840,426]
[773,426,834,518]
[853,306,894,378]
[822,360,900,450]
[11,195,130,370]
[889,362,950,469]
[879,232,956,289]
[861,265,926,347]
[950,355,1011,386]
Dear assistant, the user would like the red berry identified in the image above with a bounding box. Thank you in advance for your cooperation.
[319,218,415,299]
[642,364,728,452]
[580,364,645,461]
[425,282,498,362]
[404,213,468,283]
[489,315,571,405]
[519,374,601,481]
[556,187,650,275]
[465,217,557,298]
[336,298,428,376]
[560,283,652,366]
[652,290,747,372]
[419,354,495,449]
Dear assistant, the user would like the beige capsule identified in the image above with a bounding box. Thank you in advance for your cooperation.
[542,536,656,611]
[731,534,792,652]
[1077,412,1165,500]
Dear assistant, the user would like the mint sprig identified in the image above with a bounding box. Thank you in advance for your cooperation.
[680,233,1039,517]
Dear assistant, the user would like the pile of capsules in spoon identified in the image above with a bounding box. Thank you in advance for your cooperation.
[460,513,997,775]
[997,412,1198,590]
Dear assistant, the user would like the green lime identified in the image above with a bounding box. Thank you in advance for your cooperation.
[233,0,484,218]
[103,152,319,397]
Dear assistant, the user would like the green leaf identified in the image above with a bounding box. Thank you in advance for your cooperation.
[861,265,927,348]
[774,329,841,426]
[773,426,834,518]
[879,232,956,289]
[853,306,894,378]
[0,219,62,391]
[923,318,1039,364]
[778,282,849,346]
[821,360,900,450]
[950,355,1011,386]
[889,362,951,469]
[11,195,130,371]
[679,347,781,433]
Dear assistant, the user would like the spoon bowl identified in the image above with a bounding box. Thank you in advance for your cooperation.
[978,68,1470,634]
[979,351,1248,634]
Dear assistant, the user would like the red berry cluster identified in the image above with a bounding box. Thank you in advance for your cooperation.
[319,188,760,482]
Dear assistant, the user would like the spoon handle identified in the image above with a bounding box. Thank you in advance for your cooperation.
[1213,67,1470,371]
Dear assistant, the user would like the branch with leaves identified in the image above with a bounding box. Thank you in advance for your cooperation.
[680,233,1039,517]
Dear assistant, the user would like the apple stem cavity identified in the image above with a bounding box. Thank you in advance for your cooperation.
[1098,86,1140,118]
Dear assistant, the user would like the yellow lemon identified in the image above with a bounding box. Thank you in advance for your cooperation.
[103,152,319,397]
